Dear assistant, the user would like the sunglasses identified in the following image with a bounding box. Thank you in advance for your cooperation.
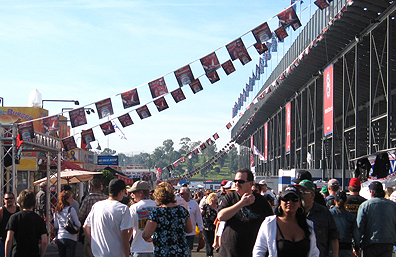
[233,179,250,184]
[280,197,300,203]
[4,197,14,200]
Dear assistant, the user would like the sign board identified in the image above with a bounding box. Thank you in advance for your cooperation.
[98,156,118,166]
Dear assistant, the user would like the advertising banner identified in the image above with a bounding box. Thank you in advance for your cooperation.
[286,102,291,152]
[264,122,268,161]
[323,64,334,136]
[98,156,118,166]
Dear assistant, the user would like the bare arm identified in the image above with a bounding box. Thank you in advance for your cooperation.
[83,225,91,245]
[217,193,255,221]
[39,233,48,257]
[142,220,157,242]
[5,230,14,257]
[185,217,193,234]
[120,229,130,257]
[330,239,339,257]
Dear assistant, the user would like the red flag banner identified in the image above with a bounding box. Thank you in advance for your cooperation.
[136,105,152,119]
[173,161,179,167]
[174,65,195,87]
[118,113,134,128]
[221,60,236,75]
[171,88,186,103]
[81,129,95,144]
[252,22,272,44]
[43,115,60,134]
[187,152,193,159]
[69,108,87,128]
[200,52,221,75]
[253,42,268,55]
[277,6,302,31]
[314,0,329,9]
[62,136,77,152]
[213,133,219,140]
[18,122,35,140]
[95,98,114,119]
[148,77,168,99]
[206,138,214,145]
[154,97,169,112]
[323,64,334,136]
[206,71,220,84]
[226,122,232,129]
[226,38,249,61]
[193,148,199,155]
[100,121,115,136]
[121,88,140,109]
[180,157,186,163]
[275,27,288,41]
[285,102,291,152]
[189,79,203,94]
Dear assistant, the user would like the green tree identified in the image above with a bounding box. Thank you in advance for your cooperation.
[100,148,116,156]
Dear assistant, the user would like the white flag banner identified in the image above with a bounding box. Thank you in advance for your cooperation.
[111,120,127,140]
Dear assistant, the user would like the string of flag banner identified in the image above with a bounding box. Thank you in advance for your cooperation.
[16,0,308,152]
[16,0,351,181]
[232,0,354,124]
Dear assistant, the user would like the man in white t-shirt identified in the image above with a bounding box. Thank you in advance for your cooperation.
[129,181,157,257]
[259,179,277,205]
[84,179,132,257]
[180,186,204,252]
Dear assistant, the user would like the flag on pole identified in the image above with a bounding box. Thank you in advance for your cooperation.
[111,121,127,140]
[250,152,254,167]
[253,145,265,160]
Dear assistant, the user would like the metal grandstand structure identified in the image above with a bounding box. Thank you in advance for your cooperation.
[232,0,396,186]
[0,123,61,240]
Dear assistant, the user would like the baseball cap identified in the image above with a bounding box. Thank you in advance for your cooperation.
[223,181,234,189]
[292,170,312,183]
[335,190,347,202]
[130,181,150,192]
[259,180,267,185]
[328,179,340,187]
[280,185,302,199]
[221,180,228,186]
[349,178,361,187]
[297,179,316,193]
[369,181,384,192]
[62,185,72,191]
[109,179,126,191]
[320,186,328,195]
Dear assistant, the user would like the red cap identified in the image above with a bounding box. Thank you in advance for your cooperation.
[349,177,361,187]
[221,180,228,186]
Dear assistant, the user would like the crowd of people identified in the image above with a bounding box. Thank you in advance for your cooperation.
[1,168,396,257]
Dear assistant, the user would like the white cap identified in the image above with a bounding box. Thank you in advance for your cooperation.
[223,181,234,189]
[259,180,267,185]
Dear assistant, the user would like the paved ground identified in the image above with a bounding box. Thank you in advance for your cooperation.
[44,236,216,257]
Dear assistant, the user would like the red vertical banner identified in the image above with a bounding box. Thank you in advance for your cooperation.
[264,123,268,161]
[323,63,334,136]
[285,102,291,152]
[250,136,254,152]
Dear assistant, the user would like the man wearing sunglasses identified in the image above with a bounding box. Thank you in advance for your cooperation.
[217,168,273,257]
[0,192,20,256]
[297,179,339,257]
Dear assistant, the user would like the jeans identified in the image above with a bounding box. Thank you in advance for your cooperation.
[363,243,393,257]
[57,238,77,257]
[203,230,215,257]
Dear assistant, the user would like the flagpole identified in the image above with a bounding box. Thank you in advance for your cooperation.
[107,116,110,150]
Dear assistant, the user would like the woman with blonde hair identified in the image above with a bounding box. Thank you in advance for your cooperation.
[201,193,218,257]
[53,190,81,257]
[143,182,193,256]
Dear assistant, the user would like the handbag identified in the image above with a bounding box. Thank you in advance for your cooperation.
[64,207,79,234]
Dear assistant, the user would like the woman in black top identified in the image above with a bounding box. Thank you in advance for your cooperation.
[201,193,218,257]
[253,185,319,257]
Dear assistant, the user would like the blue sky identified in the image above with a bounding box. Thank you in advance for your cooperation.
[0,0,315,155]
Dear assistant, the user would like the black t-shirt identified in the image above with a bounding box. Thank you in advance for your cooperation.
[345,195,367,216]
[218,191,273,257]
[6,210,47,257]
[0,206,20,242]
